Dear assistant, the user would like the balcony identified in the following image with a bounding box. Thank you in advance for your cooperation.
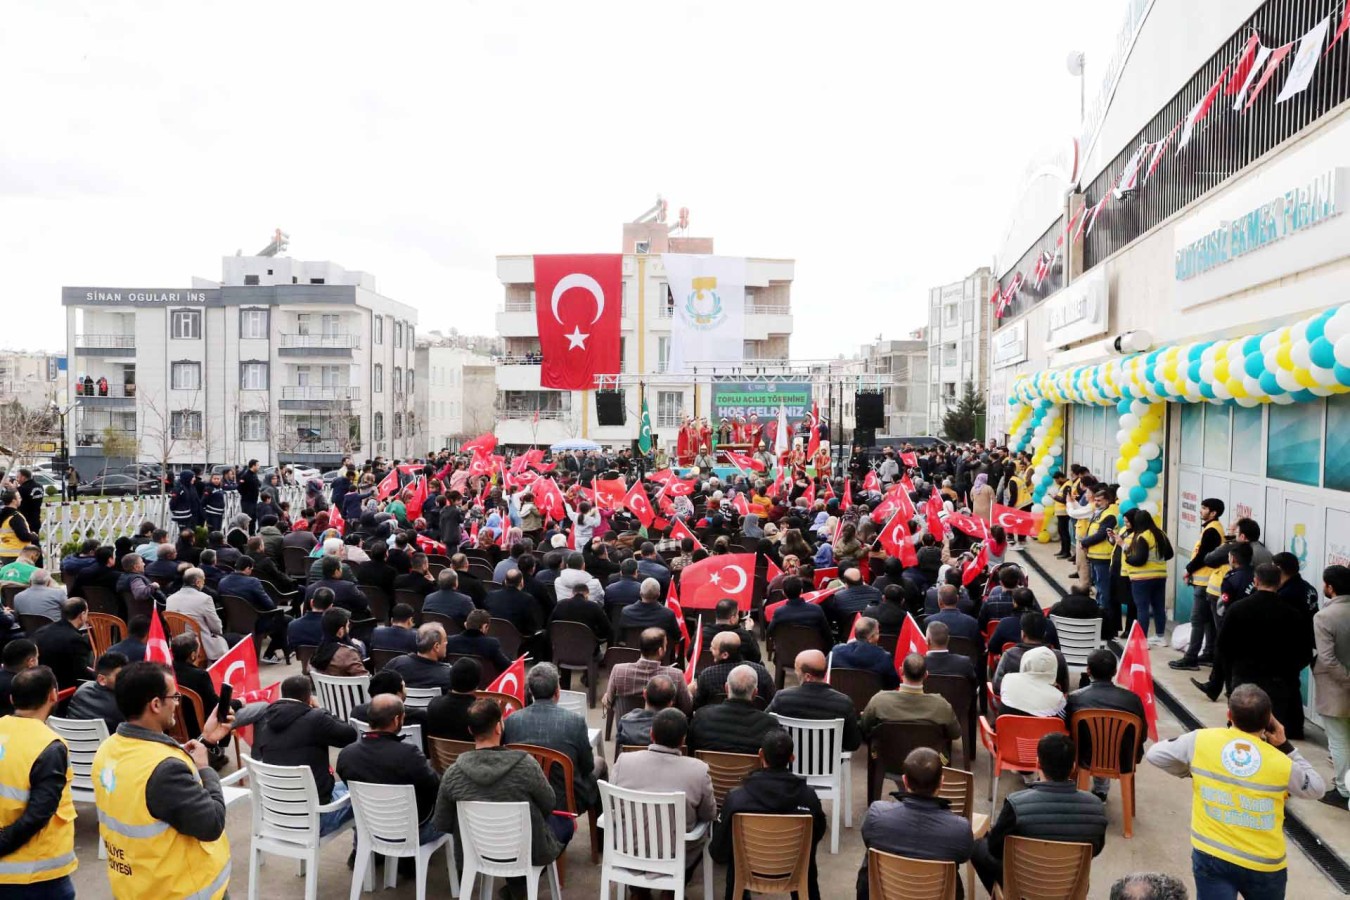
[279,440,352,464]
[74,334,136,357]
[495,359,544,391]
[74,384,136,407]
[278,333,361,357]
[496,407,570,421]
[278,385,360,411]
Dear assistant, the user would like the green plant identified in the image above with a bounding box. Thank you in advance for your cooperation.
[941,381,987,443]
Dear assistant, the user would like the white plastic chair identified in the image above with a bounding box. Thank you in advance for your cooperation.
[1050,615,1104,680]
[404,686,442,712]
[347,781,457,899]
[312,671,371,723]
[242,753,353,900]
[349,717,424,748]
[49,716,110,859]
[772,714,846,854]
[597,780,713,900]
[556,689,588,717]
[456,800,561,900]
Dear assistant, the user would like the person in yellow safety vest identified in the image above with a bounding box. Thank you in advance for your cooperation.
[0,666,76,900]
[1051,470,1072,559]
[92,660,234,900]
[1079,486,1120,623]
[1119,509,1174,647]
[0,490,38,566]
[1065,474,1098,584]
[1170,498,1229,672]
[1147,684,1324,898]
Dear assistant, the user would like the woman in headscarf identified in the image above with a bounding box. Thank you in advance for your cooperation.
[997,646,1066,723]
[813,520,836,567]
[970,472,995,521]
[226,513,251,553]
[741,512,764,540]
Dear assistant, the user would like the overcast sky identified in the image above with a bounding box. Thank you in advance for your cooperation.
[3,0,1125,359]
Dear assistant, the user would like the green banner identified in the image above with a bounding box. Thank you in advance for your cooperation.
[711,381,811,421]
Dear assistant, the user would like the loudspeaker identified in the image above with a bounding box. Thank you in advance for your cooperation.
[855,392,884,429]
[854,426,876,448]
[596,391,626,426]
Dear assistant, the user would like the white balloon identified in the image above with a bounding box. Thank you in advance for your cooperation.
[1115,428,1130,444]
[1048,443,1063,458]
[1275,368,1299,393]
[1139,442,1161,460]
[1212,381,1233,400]
[1260,331,1278,353]
[1334,334,1350,369]
[1200,361,1216,382]
[1312,364,1340,387]
[1120,412,1140,429]
[1034,425,1048,438]
[1139,501,1159,516]
[1310,384,1336,397]
[1243,375,1263,397]
[1129,455,1148,474]
[1031,503,1045,514]
[1236,395,1259,408]
[1118,470,1139,491]
[1291,340,1312,370]
[1226,341,1247,364]
[1130,399,1149,416]
[1044,406,1062,421]
[1326,309,1350,343]
[1271,392,1295,405]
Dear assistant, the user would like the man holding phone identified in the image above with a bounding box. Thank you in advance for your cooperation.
[1146,684,1324,899]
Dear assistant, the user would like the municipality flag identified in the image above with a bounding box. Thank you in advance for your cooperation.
[639,397,653,454]
[663,254,746,374]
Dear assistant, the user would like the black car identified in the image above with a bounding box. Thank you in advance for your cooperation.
[78,474,162,496]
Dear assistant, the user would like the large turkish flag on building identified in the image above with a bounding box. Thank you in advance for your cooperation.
[533,254,623,390]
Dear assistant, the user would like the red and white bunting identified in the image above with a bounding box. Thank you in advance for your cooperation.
[1176,66,1229,152]
[1243,43,1293,111]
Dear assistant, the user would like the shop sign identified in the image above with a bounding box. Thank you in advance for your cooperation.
[992,319,1027,368]
[1044,269,1108,348]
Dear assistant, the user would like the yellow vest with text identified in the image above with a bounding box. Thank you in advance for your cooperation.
[1190,520,1228,587]
[1086,504,1120,560]
[92,733,230,900]
[1052,481,1068,515]
[0,716,76,884]
[0,513,25,560]
[1190,727,1292,872]
[1125,529,1169,580]
[1207,563,1231,598]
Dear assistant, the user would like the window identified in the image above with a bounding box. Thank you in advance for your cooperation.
[407,369,414,394]
[393,413,403,439]
[942,343,957,366]
[1267,401,1322,486]
[373,316,383,345]
[373,364,383,393]
[393,367,403,394]
[1203,405,1231,470]
[243,274,260,286]
[373,412,385,441]
[942,382,957,403]
[170,410,202,440]
[943,304,958,326]
[308,278,325,285]
[170,309,201,340]
[296,314,312,336]
[239,362,268,390]
[240,412,268,442]
[1231,404,1263,476]
[240,308,268,340]
[171,361,201,391]
[395,321,403,348]
[321,314,340,336]
[657,391,683,428]
[657,337,670,372]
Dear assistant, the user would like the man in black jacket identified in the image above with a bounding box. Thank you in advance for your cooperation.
[424,570,477,624]
[384,623,453,691]
[355,541,398,594]
[1065,648,1147,801]
[233,675,358,834]
[33,599,92,690]
[450,554,488,608]
[972,732,1107,892]
[700,598,761,664]
[603,559,644,616]
[444,610,513,674]
[923,622,978,684]
[69,545,122,599]
[692,631,774,709]
[238,459,261,532]
[549,580,611,691]
[768,576,833,650]
[823,568,883,636]
[426,658,481,741]
[393,553,438,598]
[336,694,443,843]
[862,582,911,632]
[618,578,681,649]
[306,556,371,618]
[485,569,543,637]
[766,649,861,751]
[689,665,778,754]
[711,727,826,900]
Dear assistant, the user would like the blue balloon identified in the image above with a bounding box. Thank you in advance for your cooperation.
[1119,500,1136,514]
[1148,457,1164,473]
[1244,353,1264,379]
[1117,399,1132,415]
[1140,470,1159,489]
[1243,335,1263,356]
[1187,344,1204,362]
[1259,371,1281,395]
[1336,364,1350,386]
[1129,486,1148,504]
[1199,382,1216,400]
[1291,389,1317,404]
[1308,317,1327,342]
[1311,338,1336,370]
[1188,361,1202,382]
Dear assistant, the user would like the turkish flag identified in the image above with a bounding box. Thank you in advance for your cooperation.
[899,451,918,468]
[863,470,880,493]
[724,449,765,472]
[899,474,916,495]
[405,477,429,521]
[894,613,929,675]
[664,478,696,497]
[462,432,497,455]
[147,612,171,665]
[763,585,838,624]
[1116,622,1159,741]
[962,543,988,587]
[802,480,815,506]
[467,451,494,478]
[416,534,447,556]
[328,503,345,536]
[593,478,626,510]
[647,468,676,484]
[879,509,918,567]
[679,553,758,611]
[533,254,623,390]
[488,655,528,708]
[376,468,400,501]
[732,493,750,516]
[684,615,702,686]
[947,512,990,541]
[841,478,852,509]
[769,467,785,500]
[535,477,566,522]
[925,494,946,542]
[207,636,274,743]
[666,579,691,645]
[990,503,1044,537]
[622,481,655,528]
[669,517,704,551]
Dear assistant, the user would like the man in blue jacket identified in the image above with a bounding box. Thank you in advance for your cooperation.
[829,617,899,689]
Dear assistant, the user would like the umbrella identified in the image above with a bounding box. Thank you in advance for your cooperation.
[549,439,602,452]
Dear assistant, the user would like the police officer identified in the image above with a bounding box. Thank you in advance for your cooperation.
[13,470,44,536]
[92,660,233,900]
[1147,684,1324,897]
[0,666,76,900]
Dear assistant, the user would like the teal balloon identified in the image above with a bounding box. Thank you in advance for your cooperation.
[1117,399,1132,415]
[1119,500,1136,514]
[1147,457,1163,473]
[1291,389,1316,403]
[1129,486,1148,504]
[1259,371,1280,395]
[1336,363,1350,386]
[1312,338,1336,370]
[1243,335,1263,355]
[1308,318,1327,342]
[1140,470,1159,488]
[1188,361,1202,382]
[1244,354,1264,379]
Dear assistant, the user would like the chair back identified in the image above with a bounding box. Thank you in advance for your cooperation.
[347,781,423,858]
[294,644,317,675]
[597,780,687,879]
[167,685,207,744]
[946,635,981,669]
[475,689,523,716]
[991,715,1069,771]
[622,627,675,663]
[448,655,500,688]
[404,685,442,712]
[282,546,311,578]
[87,612,127,657]
[311,671,370,723]
[828,667,883,715]
[508,743,575,812]
[867,848,958,900]
[456,801,534,879]
[466,562,494,582]
[368,648,404,673]
[242,754,324,850]
[869,721,953,784]
[426,554,452,574]
[694,750,762,809]
[428,736,475,774]
[422,611,463,635]
[120,591,153,625]
[162,610,198,640]
[81,585,120,616]
[348,718,423,747]
[556,689,588,718]
[220,595,261,636]
[1049,615,1103,668]
[771,714,844,780]
[48,716,109,797]
[489,618,524,660]
[20,614,53,637]
[730,813,813,896]
[877,631,900,657]
[936,767,975,820]
[1069,708,1143,778]
[549,620,598,667]
[361,585,392,623]
[924,673,976,766]
[1000,835,1093,900]
[601,646,642,669]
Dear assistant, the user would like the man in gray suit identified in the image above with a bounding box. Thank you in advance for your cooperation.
[501,662,606,812]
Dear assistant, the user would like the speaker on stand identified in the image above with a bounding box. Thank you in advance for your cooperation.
[854,426,876,448]
[855,392,884,430]
[596,391,626,426]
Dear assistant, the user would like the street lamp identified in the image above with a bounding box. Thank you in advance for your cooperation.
[49,399,79,479]
[1066,51,1086,122]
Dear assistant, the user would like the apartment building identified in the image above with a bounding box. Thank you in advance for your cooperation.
[414,335,498,451]
[926,267,993,433]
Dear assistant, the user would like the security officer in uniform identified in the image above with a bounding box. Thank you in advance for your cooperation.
[1147,684,1324,898]
[13,471,45,537]
[0,666,76,900]
[1171,498,1229,671]
[92,660,233,900]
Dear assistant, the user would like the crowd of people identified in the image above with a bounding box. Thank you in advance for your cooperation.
[0,435,1340,899]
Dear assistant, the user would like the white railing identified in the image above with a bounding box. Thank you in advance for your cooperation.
[280,385,361,401]
[503,299,534,313]
[279,333,361,349]
[747,303,790,316]
[75,335,135,349]
[495,355,543,366]
[497,409,569,421]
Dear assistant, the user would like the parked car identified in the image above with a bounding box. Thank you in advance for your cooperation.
[78,474,162,496]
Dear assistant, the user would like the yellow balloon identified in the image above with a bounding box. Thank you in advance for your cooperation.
[1116,458,1130,473]
[1295,368,1317,389]
[1276,345,1293,369]
[1215,360,1230,382]
[1228,379,1248,399]
[1121,441,1139,457]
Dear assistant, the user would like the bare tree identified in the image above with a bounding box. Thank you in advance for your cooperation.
[0,394,59,475]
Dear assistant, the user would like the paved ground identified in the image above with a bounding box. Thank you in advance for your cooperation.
[63,542,1347,898]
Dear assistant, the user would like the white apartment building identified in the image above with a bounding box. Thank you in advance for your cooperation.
[927,267,993,433]
[62,256,418,472]
[494,220,795,449]
[414,338,498,451]
[0,351,66,411]
[857,337,929,437]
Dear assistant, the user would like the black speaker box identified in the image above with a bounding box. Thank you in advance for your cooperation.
[596,391,626,426]
[854,426,876,448]
[855,392,884,429]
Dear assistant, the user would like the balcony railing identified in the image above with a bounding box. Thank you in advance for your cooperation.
[73,384,135,399]
[496,354,543,366]
[75,334,135,349]
[279,333,361,349]
[747,303,790,316]
[279,439,349,454]
[503,299,534,313]
[75,428,136,448]
[280,385,361,401]
[497,408,569,421]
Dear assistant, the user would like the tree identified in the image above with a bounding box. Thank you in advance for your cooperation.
[941,381,987,442]
[0,396,59,475]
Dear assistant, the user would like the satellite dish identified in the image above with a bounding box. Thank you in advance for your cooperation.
[1066,51,1085,76]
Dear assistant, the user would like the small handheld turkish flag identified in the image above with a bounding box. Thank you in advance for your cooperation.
[724,449,765,472]
[461,432,497,456]
[878,509,918,567]
[669,517,704,552]
[146,613,171,665]
[990,503,1044,537]
[841,478,852,509]
[1116,622,1160,741]
[405,476,429,521]
[899,451,918,467]
[732,493,750,516]
[962,543,988,587]
[679,553,758,611]
[622,481,655,528]
[593,478,626,510]
[666,578,690,646]
[863,470,880,493]
[763,585,838,624]
[925,494,946,542]
[376,468,400,501]
[487,655,529,708]
[947,512,990,541]
[894,613,929,679]
[328,503,345,536]
[684,616,703,686]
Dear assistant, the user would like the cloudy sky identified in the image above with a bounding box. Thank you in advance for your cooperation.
[3,0,1124,359]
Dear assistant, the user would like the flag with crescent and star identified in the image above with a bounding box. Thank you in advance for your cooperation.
[989,503,1044,537]
[207,636,278,743]
[532,254,623,390]
[678,552,760,611]
[638,397,653,455]
[487,655,529,708]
